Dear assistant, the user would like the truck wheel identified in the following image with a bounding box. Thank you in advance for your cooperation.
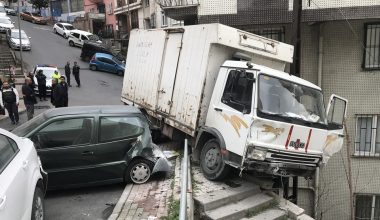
[200,139,230,181]
[125,159,154,184]
[31,187,44,220]
[69,41,74,47]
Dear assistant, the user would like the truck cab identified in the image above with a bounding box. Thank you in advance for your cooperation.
[198,60,347,179]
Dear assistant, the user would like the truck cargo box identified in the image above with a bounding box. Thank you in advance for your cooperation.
[122,24,294,136]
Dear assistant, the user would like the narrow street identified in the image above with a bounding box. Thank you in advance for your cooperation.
[1,17,126,220]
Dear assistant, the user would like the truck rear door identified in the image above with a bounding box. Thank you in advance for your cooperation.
[156,31,184,114]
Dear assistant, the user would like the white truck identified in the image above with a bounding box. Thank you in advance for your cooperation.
[121,24,347,180]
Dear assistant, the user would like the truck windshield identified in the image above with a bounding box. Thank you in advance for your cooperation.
[258,74,327,126]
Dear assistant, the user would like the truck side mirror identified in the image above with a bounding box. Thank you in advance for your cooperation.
[326,95,348,130]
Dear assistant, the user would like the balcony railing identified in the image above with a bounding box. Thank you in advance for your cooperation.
[156,0,199,8]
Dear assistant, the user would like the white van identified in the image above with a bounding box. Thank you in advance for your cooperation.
[67,30,101,47]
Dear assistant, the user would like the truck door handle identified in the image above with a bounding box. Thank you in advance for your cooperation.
[214,107,223,112]
[82,151,94,156]
[22,160,29,169]
[0,196,6,210]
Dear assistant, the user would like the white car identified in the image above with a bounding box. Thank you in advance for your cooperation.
[68,29,101,47]
[53,22,75,38]
[6,28,31,51]
[32,64,63,94]
[0,16,14,32]
[0,128,47,220]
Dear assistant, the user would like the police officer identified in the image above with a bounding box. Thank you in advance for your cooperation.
[0,81,20,125]
[36,70,47,101]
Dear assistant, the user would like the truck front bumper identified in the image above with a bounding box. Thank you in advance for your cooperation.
[245,150,322,177]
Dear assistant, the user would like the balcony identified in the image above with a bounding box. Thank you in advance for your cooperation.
[114,0,142,15]
[88,0,103,4]
[88,12,105,20]
[156,0,199,21]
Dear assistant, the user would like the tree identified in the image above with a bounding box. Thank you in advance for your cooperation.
[30,0,49,14]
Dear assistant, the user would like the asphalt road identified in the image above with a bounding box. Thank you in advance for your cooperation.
[4,17,126,220]
[12,17,123,106]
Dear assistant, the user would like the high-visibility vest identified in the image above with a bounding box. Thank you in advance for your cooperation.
[52,73,61,83]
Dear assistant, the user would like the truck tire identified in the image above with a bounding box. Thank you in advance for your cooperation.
[31,187,44,220]
[200,139,230,181]
[125,159,154,184]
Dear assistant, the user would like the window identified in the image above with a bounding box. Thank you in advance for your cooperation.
[161,11,167,27]
[144,0,149,7]
[355,194,380,220]
[99,117,144,142]
[0,135,18,174]
[71,33,80,38]
[131,10,139,29]
[81,35,88,40]
[221,70,254,113]
[32,118,94,148]
[251,27,285,42]
[364,23,380,69]
[355,115,380,157]
[150,13,156,28]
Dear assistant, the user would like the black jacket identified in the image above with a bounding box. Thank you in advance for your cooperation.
[73,65,80,75]
[22,84,36,105]
[54,82,68,107]
[36,73,47,85]
[65,64,71,75]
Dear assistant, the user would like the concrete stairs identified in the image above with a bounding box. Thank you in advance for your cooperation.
[195,183,286,220]
[0,43,16,69]
[192,166,314,220]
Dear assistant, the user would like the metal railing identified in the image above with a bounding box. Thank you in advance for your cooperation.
[156,0,199,8]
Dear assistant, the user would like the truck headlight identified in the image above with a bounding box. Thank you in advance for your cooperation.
[247,148,267,161]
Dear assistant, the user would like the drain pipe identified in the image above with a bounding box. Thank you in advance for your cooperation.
[314,23,324,219]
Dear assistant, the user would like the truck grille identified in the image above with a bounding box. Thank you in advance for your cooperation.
[266,150,321,166]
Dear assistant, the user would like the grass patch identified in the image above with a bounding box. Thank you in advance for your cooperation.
[160,197,180,220]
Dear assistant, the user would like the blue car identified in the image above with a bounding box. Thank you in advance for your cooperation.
[89,53,125,76]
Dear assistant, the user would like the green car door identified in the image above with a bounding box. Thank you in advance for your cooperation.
[29,117,97,188]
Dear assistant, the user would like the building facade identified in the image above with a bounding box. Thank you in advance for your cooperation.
[159,1,380,219]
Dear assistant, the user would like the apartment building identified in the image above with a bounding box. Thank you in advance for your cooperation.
[159,1,380,219]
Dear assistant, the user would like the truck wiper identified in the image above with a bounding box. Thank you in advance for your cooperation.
[259,111,293,123]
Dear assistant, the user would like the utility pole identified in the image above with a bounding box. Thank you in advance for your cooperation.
[17,0,24,75]
[290,0,302,77]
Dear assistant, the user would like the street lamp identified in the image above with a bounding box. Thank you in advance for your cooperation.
[17,0,24,75]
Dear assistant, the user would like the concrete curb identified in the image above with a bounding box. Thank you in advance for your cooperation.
[108,184,133,220]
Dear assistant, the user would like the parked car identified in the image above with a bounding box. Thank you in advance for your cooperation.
[0,4,6,17]
[20,12,47,24]
[81,41,125,62]
[12,106,171,189]
[32,64,62,95]
[4,6,16,16]
[6,28,31,51]
[90,53,125,76]
[53,22,75,38]
[68,30,101,47]
[0,16,14,32]
[0,128,47,220]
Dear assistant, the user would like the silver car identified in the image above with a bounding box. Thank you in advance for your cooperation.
[6,28,31,51]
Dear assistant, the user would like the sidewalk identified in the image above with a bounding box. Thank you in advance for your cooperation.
[0,101,26,122]
[109,145,181,220]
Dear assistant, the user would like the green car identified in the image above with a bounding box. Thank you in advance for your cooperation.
[12,105,170,189]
